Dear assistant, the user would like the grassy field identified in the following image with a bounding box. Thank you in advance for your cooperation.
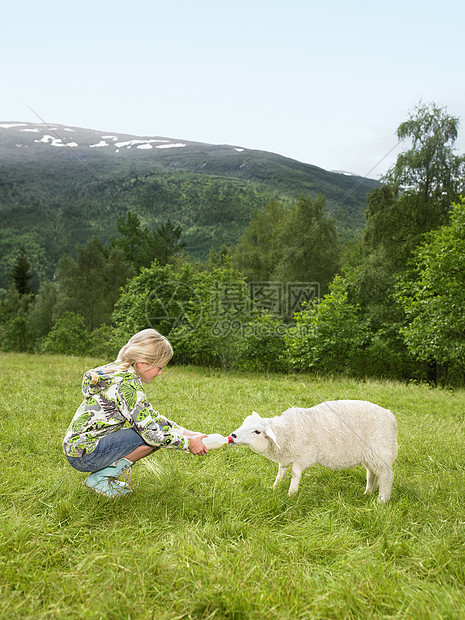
[1,352,465,619]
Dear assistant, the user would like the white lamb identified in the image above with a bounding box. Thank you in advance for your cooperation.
[230,400,398,502]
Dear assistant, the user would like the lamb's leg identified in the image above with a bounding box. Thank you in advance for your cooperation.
[288,463,302,496]
[273,464,288,488]
[377,468,394,503]
[364,467,377,495]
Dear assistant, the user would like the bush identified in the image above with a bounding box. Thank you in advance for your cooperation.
[41,312,92,356]
[87,325,121,359]
[235,311,288,372]
[286,276,369,375]
[361,328,419,381]
[1,315,32,352]
[112,261,255,369]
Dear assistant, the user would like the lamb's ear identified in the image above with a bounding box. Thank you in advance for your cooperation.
[251,411,262,420]
[264,425,280,449]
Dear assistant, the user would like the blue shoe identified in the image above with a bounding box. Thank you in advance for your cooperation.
[85,458,133,498]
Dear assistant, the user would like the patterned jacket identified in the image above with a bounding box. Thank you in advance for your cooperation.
[63,362,189,457]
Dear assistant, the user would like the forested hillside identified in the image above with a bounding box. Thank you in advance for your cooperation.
[0,122,379,288]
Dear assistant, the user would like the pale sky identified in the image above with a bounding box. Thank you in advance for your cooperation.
[2,0,464,178]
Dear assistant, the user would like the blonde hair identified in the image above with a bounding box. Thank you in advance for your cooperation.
[91,329,173,384]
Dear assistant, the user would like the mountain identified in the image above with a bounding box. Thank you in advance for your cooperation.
[0,121,378,194]
[0,122,380,289]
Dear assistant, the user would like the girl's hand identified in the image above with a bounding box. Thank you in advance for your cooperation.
[188,434,208,455]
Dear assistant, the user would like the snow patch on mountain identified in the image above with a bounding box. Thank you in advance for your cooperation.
[114,138,160,148]
[89,140,109,148]
[34,134,78,148]
[331,169,355,176]
[156,142,186,149]
[0,123,28,129]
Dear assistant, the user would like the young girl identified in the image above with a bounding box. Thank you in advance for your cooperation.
[63,329,208,497]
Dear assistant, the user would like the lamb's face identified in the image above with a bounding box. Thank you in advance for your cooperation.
[230,411,280,454]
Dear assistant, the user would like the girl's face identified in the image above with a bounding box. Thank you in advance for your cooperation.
[136,362,166,384]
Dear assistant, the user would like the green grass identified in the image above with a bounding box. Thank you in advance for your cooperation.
[1,353,465,619]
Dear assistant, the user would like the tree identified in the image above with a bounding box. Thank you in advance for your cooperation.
[28,281,58,343]
[232,200,287,281]
[111,261,200,344]
[347,102,465,361]
[272,195,340,296]
[55,238,134,330]
[386,102,465,219]
[232,196,340,298]
[113,212,186,270]
[207,245,232,269]
[364,102,465,269]
[11,246,34,296]
[0,247,35,351]
[114,211,146,269]
[396,196,465,381]
[149,218,186,265]
[0,288,33,352]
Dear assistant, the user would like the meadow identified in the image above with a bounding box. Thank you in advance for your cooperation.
[1,352,464,619]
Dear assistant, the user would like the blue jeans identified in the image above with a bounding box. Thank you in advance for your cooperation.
[67,429,156,472]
